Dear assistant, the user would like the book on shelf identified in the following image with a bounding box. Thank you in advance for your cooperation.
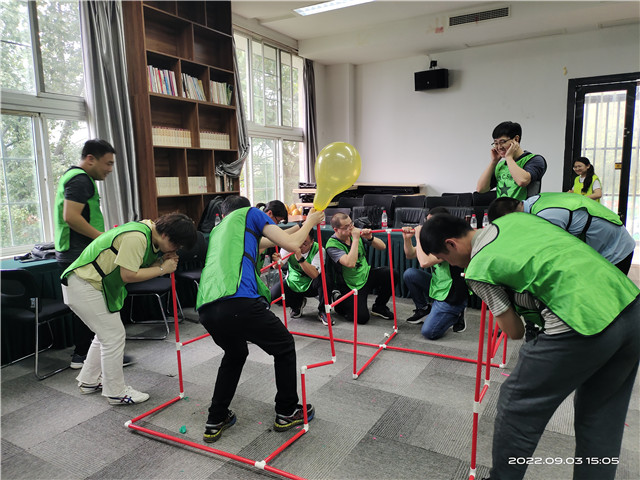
[182,73,207,101]
[188,176,208,194]
[200,130,230,149]
[209,80,232,105]
[147,65,177,96]
[151,126,192,147]
[156,177,180,196]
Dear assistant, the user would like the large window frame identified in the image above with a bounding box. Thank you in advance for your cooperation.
[1,0,87,256]
[233,30,306,206]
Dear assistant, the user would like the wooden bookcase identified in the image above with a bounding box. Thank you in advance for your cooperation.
[122,0,239,221]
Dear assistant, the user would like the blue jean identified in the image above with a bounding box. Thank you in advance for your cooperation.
[403,267,466,340]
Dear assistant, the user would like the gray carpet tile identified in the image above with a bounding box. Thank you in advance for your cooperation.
[1,443,78,480]
[329,434,461,480]
[404,369,482,412]
[621,407,640,451]
[1,374,75,417]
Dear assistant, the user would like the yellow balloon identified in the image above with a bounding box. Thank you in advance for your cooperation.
[313,142,362,211]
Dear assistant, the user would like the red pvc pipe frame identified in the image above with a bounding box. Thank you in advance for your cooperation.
[124,228,507,480]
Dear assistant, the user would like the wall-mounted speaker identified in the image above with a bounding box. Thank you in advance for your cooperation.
[414,69,449,91]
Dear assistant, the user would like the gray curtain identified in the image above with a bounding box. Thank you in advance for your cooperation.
[79,0,140,225]
[304,58,318,182]
[215,38,249,177]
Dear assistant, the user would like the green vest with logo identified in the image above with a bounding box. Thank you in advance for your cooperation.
[529,192,620,226]
[287,242,319,293]
[62,222,159,312]
[465,213,638,335]
[494,153,535,200]
[326,236,370,290]
[55,167,104,251]
[196,207,271,309]
[572,174,601,203]
[429,262,453,302]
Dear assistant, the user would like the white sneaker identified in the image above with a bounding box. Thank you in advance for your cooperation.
[107,386,149,405]
[79,382,102,395]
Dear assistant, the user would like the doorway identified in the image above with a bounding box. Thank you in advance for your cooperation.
[564,72,640,275]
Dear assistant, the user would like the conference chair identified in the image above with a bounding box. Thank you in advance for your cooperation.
[425,195,459,208]
[126,275,184,340]
[393,207,427,228]
[323,207,351,226]
[442,192,473,207]
[1,269,71,380]
[394,195,426,209]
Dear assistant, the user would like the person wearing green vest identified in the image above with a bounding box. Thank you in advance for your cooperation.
[476,121,547,200]
[401,207,468,337]
[326,213,397,324]
[270,229,333,325]
[420,212,639,480]
[488,193,635,274]
[61,213,197,406]
[567,156,602,202]
[196,196,324,443]
[54,139,135,370]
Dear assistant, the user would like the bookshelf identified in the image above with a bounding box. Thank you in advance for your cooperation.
[122,0,239,221]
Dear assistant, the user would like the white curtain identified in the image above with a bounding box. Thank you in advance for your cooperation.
[79,0,140,225]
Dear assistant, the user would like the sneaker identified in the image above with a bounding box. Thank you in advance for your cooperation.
[406,307,430,324]
[203,410,237,443]
[331,290,341,304]
[290,298,307,319]
[78,382,102,395]
[318,312,334,326]
[107,386,149,405]
[71,353,135,369]
[70,354,86,369]
[452,314,466,333]
[371,304,394,320]
[274,404,314,432]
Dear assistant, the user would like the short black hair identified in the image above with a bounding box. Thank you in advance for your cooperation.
[82,139,116,159]
[488,197,521,223]
[492,121,522,141]
[221,195,251,216]
[257,200,288,223]
[419,213,472,255]
[155,212,197,250]
[330,212,349,229]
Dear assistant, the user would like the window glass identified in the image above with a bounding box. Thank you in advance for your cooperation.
[0,0,36,93]
[282,140,302,205]
[46,118,88,185]
[250,137,276,205]
[251,40,264,125]
[281,51,292,127]
[263,45,278,126]
[37,0,84,96]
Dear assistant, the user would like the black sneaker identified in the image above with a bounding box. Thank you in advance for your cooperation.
[318,312,334,326]
[122,354,135,367]
[203,410,237,443]
[406,307,430,324]
[371,304,394,320]
[452,314,466,333]
[274,404,314,432]
[290,298,306,319]
[331,290,341,304]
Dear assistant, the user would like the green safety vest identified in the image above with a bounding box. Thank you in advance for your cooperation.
[528,192,621,240]
[326,236,370,291]
[196,207,270,309]
[572,174,601,203]
[62,222,159,312]
[286,242,319,293]
[494,153,535,200]
[429,262,453,302]
[465,213,638,335]
[54,167,104,251]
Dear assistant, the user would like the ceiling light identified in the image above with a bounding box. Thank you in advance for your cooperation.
[294,0,375,17]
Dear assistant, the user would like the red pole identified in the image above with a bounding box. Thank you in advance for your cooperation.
[170,273,184,394]
[385,229,398,327]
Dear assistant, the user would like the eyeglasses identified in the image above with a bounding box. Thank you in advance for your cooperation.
[491,138,512,148]
[338,221,354,230]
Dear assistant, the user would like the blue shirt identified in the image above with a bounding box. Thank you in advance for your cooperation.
[231,208,275,299]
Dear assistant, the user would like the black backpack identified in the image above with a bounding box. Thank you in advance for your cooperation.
[198,196,224,233]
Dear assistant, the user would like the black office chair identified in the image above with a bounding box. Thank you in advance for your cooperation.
[175,231,207,318]
[1,269,71,380]
[126,275,184,340]
[472,190,497,206]
[393,207,427,227]
[425,195,458,208]
[323,207,351,226]
[337,196,363,209]
[443,192,473,207]
[362,194,395,225]
[443,206,474,220]
[352,205,383,229]
[394,195,426,209]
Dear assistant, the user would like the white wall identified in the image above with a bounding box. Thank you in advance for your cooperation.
[316,24,639,195]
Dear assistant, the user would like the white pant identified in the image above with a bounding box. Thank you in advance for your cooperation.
[62,273,126,397]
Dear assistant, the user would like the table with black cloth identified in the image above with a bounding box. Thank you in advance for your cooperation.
[1,257,74,365]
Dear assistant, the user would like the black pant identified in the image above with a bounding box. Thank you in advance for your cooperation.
[199,297,299,423]
[270,275,328,313]
[58,260,94,357]
[334,266,398,324]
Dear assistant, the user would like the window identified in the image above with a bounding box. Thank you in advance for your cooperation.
[234,32,305,206]
[1,0,87,255]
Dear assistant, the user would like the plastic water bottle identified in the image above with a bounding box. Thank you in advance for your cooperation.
[381,210,388,228]
[214,213,221,226]
[470,214,477,229]
[482,212,489,228]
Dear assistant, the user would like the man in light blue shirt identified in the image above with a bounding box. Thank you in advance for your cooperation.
[488,193,635,274]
